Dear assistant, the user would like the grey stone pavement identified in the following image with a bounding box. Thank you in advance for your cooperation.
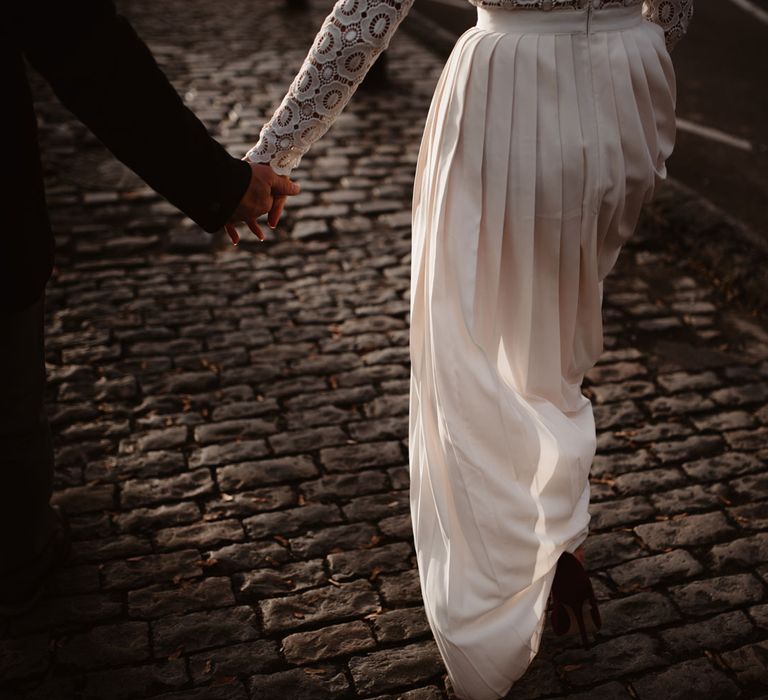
[2,0,768,698]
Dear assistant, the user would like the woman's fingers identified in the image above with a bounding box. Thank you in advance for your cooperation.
[268,196,287,229]
[225,222,240,245]
[245,217,265,241]
[227,160,298,239]
[271,174,301,197]
[225,215,267,245]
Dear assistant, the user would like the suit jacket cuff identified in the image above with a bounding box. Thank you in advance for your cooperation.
[197,156,252,233]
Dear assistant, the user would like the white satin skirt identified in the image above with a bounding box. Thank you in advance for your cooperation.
[408,4,676,699]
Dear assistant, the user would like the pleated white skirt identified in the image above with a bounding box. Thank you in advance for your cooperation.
[408,5,676,699]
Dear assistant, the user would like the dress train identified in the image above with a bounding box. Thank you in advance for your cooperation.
[407,6,676,698]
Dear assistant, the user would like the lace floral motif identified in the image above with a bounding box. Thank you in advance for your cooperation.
[641,0,694,52]
[245,0,416,176]
[467,0,641,8]
[466,0,693,51]
[246,0,692,176]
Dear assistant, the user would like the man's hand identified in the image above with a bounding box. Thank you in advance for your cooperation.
[225,163,300,244]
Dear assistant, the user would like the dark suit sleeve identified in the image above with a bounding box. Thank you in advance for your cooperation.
[12,0,252,233]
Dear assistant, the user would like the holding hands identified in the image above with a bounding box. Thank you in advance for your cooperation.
[225,162,300,245]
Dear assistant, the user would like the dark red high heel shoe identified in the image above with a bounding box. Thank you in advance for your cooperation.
[549,550,601,649]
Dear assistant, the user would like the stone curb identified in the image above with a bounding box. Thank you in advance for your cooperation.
[644,177,768,320]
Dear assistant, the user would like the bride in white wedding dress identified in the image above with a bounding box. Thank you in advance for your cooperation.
[244,1,693,698]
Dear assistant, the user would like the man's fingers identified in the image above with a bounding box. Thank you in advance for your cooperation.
[272,175,301,197]
[268,196,287,229]
[225,223,240,245]
[245,218,265,241]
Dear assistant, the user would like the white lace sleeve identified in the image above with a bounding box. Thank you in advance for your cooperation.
[245,0,416,176]
[642,0,694,52]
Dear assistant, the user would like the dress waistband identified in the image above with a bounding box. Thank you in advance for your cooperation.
[476,4,643,34]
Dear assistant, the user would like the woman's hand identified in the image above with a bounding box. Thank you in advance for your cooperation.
[268,195,288,230]
[225,162,300,245]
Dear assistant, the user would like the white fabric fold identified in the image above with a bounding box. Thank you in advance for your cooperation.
[408,5,677,698]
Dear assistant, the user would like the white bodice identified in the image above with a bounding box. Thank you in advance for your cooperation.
[245,0,693,176]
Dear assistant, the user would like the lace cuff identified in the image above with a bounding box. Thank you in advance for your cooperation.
[245,0,415,176]
[642,0,694,52]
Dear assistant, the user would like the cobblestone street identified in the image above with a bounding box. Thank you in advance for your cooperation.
[2,0,768,698]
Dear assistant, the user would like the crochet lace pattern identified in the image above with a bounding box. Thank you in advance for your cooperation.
[245,0,692,175]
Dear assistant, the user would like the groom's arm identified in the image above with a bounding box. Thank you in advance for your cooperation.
[11,0,252,233]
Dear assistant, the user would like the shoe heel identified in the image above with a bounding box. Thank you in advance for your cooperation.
[574,602,590,649]
[549,551,602,649]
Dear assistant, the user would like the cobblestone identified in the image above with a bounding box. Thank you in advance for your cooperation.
[152,605,260,657]
[596,591,681,637]
[259,579,381,634]
[127,577,235,619]
[205,540,291,574]
[235,560,327,602]
[631,658,741,700]
[669,573,766,616]
[2,0,767,697]
[349,640,445,695]
[710,532,768,571]
[121,469,215,507]
[660,609,755,655]
[554,633,666,685]
[633,511,735,549]
[189,640,280,684]
[721,642,768,687]
[102,550,203,591]
[607,549,705,590]
[57,622,151,669]
[248,665,350,699]
[372,607,432,644]
[281,620,377,664]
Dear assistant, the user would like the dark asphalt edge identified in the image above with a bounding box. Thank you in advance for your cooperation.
[401,6,463,60]
[644,177,768,321]
[401,11,768,322]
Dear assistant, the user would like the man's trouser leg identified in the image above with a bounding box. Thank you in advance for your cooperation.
[0,294,55,573]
